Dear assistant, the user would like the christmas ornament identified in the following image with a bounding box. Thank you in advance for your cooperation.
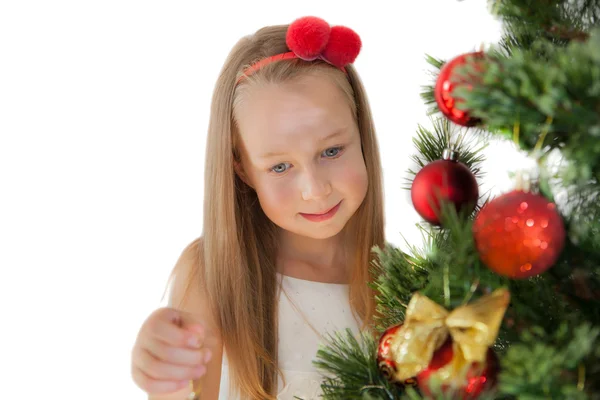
[434,51,485,127]
[417,337,499,399]
[411,149,479,226]
[377,324,418,387]
[378,288,509,396]
[472,190,566,279]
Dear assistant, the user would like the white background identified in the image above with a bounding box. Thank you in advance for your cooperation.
[0,1,529,398]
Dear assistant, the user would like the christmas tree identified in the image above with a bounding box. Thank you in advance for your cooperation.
[313,1,600,399]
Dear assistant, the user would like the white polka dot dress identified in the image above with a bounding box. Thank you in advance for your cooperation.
[218,273,362,399]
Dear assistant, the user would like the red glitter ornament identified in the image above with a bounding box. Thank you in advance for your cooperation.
[411,149,479,226]
[434,52,485,127]
[472,190,566,279]
[377,324,418,387]
[417,338,499,399]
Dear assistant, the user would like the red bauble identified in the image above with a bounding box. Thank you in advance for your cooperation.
[411,152,479,226]
[417,338,499,399]
[377,324,418,387]
[434,52,485,127]
[472,190,566,279]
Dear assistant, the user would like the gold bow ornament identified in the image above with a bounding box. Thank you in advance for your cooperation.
[377,288,510,393]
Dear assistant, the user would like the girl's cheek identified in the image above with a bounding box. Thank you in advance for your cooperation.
[256,178,295,202]
[334,155,367,182]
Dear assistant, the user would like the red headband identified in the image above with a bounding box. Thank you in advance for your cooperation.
[236,16,362,85]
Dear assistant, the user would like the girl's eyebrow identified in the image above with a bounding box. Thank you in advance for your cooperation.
[259,130,346,159]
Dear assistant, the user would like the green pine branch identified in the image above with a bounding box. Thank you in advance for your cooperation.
[455,27,600,184]
[489,0,600,50]
[404,117,488,184]
[370,238,434,331]
[499,322,600,398]
[420,54,445,115]
[313,329,404,400]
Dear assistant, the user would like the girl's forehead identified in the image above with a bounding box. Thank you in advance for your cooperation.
[235,77,354,151]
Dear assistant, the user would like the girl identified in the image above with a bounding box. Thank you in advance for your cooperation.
[131,16,385,400]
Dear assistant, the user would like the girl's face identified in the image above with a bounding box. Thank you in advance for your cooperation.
[234,73,368,240]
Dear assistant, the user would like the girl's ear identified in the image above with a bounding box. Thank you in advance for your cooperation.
[234,160,254,189]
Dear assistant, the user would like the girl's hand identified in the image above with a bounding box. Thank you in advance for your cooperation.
[131,307,212,395]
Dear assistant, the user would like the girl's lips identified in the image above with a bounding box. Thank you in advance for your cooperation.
[300,201,342,222]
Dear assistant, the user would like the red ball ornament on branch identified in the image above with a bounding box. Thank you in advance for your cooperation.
[434,51,485,127]
[411,149,479,226]
[417,338,499,399]
[472,190,566,279]
[377,324,418,387]
[377,289,509,398]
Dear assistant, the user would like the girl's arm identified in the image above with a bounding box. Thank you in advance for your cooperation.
[149,239,223,400]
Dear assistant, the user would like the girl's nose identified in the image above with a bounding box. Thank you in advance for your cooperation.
[301,169,332,201]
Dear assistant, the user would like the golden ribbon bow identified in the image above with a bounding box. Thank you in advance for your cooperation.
[389,288,510,381]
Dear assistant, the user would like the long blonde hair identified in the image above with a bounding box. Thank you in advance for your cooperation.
[176,23,385,399]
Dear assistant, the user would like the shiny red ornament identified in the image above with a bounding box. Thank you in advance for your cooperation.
[411,151,479,226]
[434,52,485,127]
[377,324,418,387]
[472,190,566,279]
[417,338,499,399]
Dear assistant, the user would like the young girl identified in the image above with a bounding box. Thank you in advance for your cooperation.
[131,16,385,400]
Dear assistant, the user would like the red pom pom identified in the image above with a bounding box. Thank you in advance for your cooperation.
[322,25,362,68]
[286,16,331,61]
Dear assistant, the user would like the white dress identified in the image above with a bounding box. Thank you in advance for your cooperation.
[218,273,362,399]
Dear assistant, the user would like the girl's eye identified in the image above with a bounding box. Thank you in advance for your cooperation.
[271,163,290,174]
[269,146,345,174]
[323,146,343,158]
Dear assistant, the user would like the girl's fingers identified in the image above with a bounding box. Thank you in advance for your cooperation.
[135,347,207,381]
[131,364,190,394]
[145,337,212,367]
[148,311,204,348]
